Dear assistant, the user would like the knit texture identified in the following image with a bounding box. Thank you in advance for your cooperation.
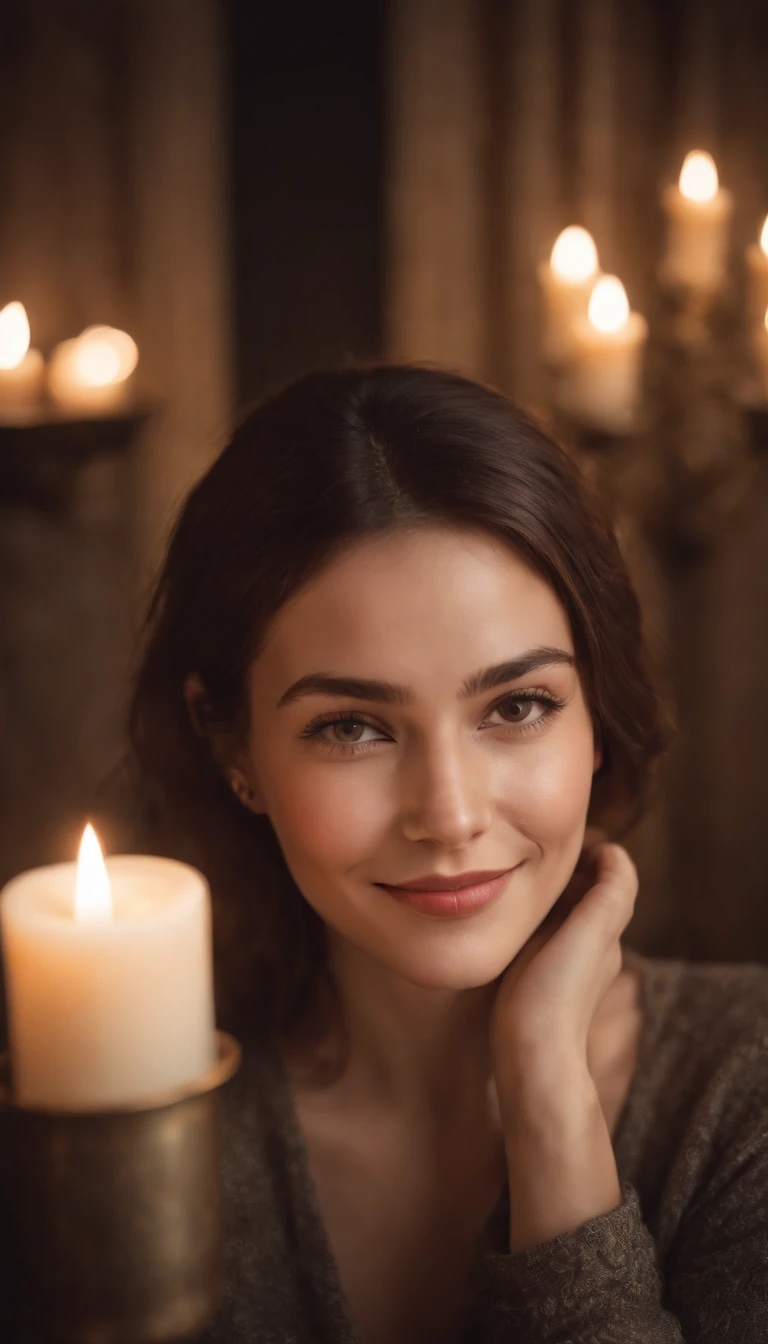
[2,947,768,1342]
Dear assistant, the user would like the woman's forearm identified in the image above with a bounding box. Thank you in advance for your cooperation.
[498,1055,622,1255]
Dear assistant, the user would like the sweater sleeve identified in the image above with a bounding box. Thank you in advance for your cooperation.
[463,1025,768,1343]
[465,1178,685,1342]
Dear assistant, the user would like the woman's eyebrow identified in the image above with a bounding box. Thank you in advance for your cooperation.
[275,647,575,709]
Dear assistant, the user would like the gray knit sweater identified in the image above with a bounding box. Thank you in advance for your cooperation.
[3,946,768,1341]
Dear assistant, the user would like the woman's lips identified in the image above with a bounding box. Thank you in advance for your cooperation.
[375,868,516,917]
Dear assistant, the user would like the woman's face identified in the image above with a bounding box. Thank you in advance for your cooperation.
[240,526,601,990]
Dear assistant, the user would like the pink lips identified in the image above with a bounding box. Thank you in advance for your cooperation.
[376,869,515,917]
[392,868,511,890]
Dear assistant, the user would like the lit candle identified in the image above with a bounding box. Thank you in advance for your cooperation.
[660,151,733,293]
[48,325,138,417]
[746,216,768,333]
[0,824,216,1109]
[537,226,600,364]
[562,275,649,434]
[0,302,44,422]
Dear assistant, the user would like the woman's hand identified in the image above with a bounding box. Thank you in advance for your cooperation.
[489,841,639,1087]
[489,842,638,1251]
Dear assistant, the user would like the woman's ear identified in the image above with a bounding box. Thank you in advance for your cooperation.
[592,726,603,774]
[183,673,232,773]
[182,673,266,813]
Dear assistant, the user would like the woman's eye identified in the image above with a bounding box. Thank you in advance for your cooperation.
[324,719,382,745]
[491,695,548,727]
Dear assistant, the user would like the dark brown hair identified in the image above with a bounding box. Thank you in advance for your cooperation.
[125,363,672,1040]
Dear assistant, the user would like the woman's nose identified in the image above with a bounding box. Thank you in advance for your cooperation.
[397,742,495,846]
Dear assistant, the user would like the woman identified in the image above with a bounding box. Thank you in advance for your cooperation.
[117,366,768,1341]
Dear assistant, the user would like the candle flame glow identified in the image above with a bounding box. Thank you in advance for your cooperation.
[760,216,768,258]
[588,275,630,335]
[72,327,139,388]
[550,227,598,283]
[75,824,113,921]
[0,301,31,370]
[679,151,718,204]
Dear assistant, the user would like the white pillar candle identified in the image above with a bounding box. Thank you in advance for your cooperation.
[660,151,733,293]
[48,325,138,417]
[746,217,768,334]
[0,302,44,422]
[537,226,600,364]
[561,275,648,434]
[0,825,216,1110]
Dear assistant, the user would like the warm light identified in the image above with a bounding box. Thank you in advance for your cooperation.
[75,824,112,921]
[0,302,31,370]
[760,216,768,258]
[80,326,139,381]
[73,337,121,387]
[764,306,768,334]
[679,151,718,204]
[588,275,630,334]
[550,227,599,283]
[72,327,138,387]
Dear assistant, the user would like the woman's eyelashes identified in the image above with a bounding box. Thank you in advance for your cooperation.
[297,689,568,755]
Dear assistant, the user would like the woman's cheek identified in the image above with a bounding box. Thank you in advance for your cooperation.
[261,757,384,867]
[503,730,597,846]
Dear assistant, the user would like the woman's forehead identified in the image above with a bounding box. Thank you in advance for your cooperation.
[284,527,562,619]
[251,529,574,695]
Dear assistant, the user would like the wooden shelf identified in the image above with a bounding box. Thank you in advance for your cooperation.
[0,410,152,510]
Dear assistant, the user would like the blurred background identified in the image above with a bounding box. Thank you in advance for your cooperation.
[2,0,768,967]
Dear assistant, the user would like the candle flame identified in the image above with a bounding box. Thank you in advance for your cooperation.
[550,227,598,284]
[679,151,718,204]
[760,216,768,258]
[72,327,138,388]
[75,824,113,921]
[0,301,31,370]
[588,275,630,335]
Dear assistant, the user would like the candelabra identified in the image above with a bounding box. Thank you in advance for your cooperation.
[538,153,768,564]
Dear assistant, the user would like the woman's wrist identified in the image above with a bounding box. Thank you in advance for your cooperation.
[494,1035,591,1115]
[498,1059,622,1254]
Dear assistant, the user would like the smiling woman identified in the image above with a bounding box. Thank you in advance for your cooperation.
[110,364,768,1344]
[126,363,669,1043]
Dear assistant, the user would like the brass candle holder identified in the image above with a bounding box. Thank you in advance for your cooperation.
[0,1029,241,1344]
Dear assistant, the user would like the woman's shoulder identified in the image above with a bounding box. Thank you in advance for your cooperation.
[620,945,768,1215]
[614,945,768,1184]
[626,943,768,1060]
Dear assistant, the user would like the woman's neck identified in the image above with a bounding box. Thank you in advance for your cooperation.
[282,935,502,1120]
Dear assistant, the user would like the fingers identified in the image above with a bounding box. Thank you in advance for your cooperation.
[593,842,636,883]
[589,843,638,932]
